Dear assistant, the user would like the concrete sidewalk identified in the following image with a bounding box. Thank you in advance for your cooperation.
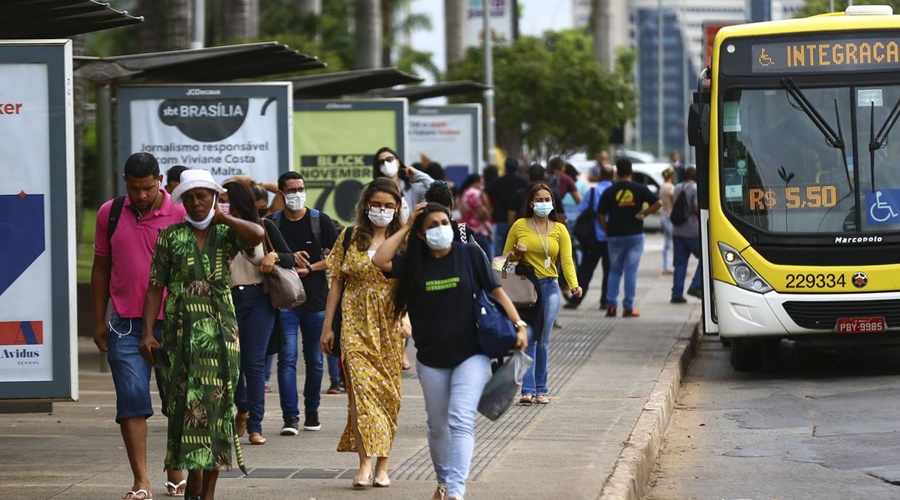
[0,233,700,500]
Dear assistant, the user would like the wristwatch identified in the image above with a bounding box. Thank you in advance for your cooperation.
[514,320,528,329]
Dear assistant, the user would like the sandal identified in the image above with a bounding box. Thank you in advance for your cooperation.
[123,489,153,500]
[164,479,187,497]
[535,395,551,404]
[519,394,534,406]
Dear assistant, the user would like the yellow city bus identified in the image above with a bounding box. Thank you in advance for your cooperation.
[688,5,900,370]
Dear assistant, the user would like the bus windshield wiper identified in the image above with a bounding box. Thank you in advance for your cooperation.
[781,78,853,188]
[868,96,900,192]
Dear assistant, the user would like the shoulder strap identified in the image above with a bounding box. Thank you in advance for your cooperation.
[309,208,321,247]
[458,222,467,243]
[342,226,354,252]
[460,243,478,296]
[107,196,127,245]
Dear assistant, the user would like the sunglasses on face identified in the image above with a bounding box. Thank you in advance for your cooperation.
[377,156,396,165]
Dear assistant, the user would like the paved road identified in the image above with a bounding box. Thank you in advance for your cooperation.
[649,336,900,499]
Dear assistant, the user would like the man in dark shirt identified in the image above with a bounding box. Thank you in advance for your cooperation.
[270,172,339,435]
[598,159,661,318]
[485,157,529,256]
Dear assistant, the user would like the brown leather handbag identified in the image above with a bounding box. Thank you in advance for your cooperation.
[262,223,306,309]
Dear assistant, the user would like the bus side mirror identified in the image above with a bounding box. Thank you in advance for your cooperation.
[688,103,710,147]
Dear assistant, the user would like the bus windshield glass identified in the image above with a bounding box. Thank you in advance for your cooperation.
[720,85,900,234]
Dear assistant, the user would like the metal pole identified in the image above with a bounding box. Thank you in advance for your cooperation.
[657,0,664,160]
[98,84,114,200]
[830,0,834,12]
[681,0,690,164]
[483,0,496,165]
[191,0,205,49]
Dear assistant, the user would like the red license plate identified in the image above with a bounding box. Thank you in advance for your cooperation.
[835,317,886,333]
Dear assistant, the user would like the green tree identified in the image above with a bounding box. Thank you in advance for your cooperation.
[797,0,900,17]
[447,30,636,159]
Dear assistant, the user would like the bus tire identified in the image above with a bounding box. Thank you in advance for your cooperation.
[730,338,764,371]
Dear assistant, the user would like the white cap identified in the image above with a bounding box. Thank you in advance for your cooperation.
[170,169,226,203]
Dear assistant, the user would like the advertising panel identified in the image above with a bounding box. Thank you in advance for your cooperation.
[466,0,517,49]
[293,100,407,226]
[408,104,482,187]
[0,41,76,399]
[118,84,293,189]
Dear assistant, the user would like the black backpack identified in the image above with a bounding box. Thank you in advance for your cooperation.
[670,183,691,226]
[573,187,597,245]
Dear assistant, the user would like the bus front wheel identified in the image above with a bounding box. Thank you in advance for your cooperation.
[730,338,764,371]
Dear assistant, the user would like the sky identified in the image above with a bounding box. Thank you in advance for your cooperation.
[408,0,575,75]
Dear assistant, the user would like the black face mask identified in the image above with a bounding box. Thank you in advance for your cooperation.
[258,208,268,217]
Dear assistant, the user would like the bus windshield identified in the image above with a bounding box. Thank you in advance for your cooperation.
[720,85,900,234]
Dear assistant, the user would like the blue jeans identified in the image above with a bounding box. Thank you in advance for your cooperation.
[522,278,561,396]
[493,221,510,257]
[106,312,163,422]
[232,284,276,434]
[279,308,326,418]
[672,235,703,298]
[417,354,492,499]
[661,214,673,271]
[606,234,645,310]
[267,353,339,384]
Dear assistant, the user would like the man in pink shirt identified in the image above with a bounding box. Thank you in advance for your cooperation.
[91,152,187,500]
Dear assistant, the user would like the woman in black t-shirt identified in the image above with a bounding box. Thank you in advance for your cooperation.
[373,202,527,500]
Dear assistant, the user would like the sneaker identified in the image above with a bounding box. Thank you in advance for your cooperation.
[605,306,617,317]
[622,309,641,318]
[303,410,321,431]
[687,288,703,299]
[670,296,687,304]
[280,417,299,436]
[326,380,343,394]
[264,383,272,393]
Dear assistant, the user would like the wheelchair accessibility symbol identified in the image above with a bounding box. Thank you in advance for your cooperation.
[869,190,900,223]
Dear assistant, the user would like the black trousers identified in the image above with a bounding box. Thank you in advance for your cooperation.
[569,240,609,307]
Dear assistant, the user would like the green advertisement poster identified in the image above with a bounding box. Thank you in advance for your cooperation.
[294,100,406,226]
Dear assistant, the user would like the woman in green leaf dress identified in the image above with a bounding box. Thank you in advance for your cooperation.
[140,170,264,500]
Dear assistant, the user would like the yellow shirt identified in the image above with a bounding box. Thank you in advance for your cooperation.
[503,218,578,286]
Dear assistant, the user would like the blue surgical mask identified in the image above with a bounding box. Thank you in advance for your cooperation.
[533,202,554,217]
[425,225,454,250]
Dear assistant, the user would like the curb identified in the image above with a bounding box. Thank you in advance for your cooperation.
[599,311,703,500]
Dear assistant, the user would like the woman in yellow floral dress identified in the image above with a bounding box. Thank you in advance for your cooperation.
[321,178,407,488]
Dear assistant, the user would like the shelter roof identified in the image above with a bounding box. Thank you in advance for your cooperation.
[369,81,490,102]
[74,42,324,84]
[0,0,142,39]
[286,68,423,99]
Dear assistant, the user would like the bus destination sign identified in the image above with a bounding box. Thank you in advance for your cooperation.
[752,38,900,73]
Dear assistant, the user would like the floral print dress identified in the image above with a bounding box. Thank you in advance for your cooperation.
[326,227,404,457]
[149,222,246,473]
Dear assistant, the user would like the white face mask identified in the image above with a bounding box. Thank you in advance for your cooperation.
[368,208,395,227]
[380,159,400,177]
[218,202,230,215]
[425,225,454,250]
[284,192,306,212]
[533,201,554,217]
[186,201,216,230]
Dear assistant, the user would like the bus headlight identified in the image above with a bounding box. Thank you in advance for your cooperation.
[718,243,773,294]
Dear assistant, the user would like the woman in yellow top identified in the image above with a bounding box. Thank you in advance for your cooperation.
[504,183,582,405]
[320,178,407,488]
